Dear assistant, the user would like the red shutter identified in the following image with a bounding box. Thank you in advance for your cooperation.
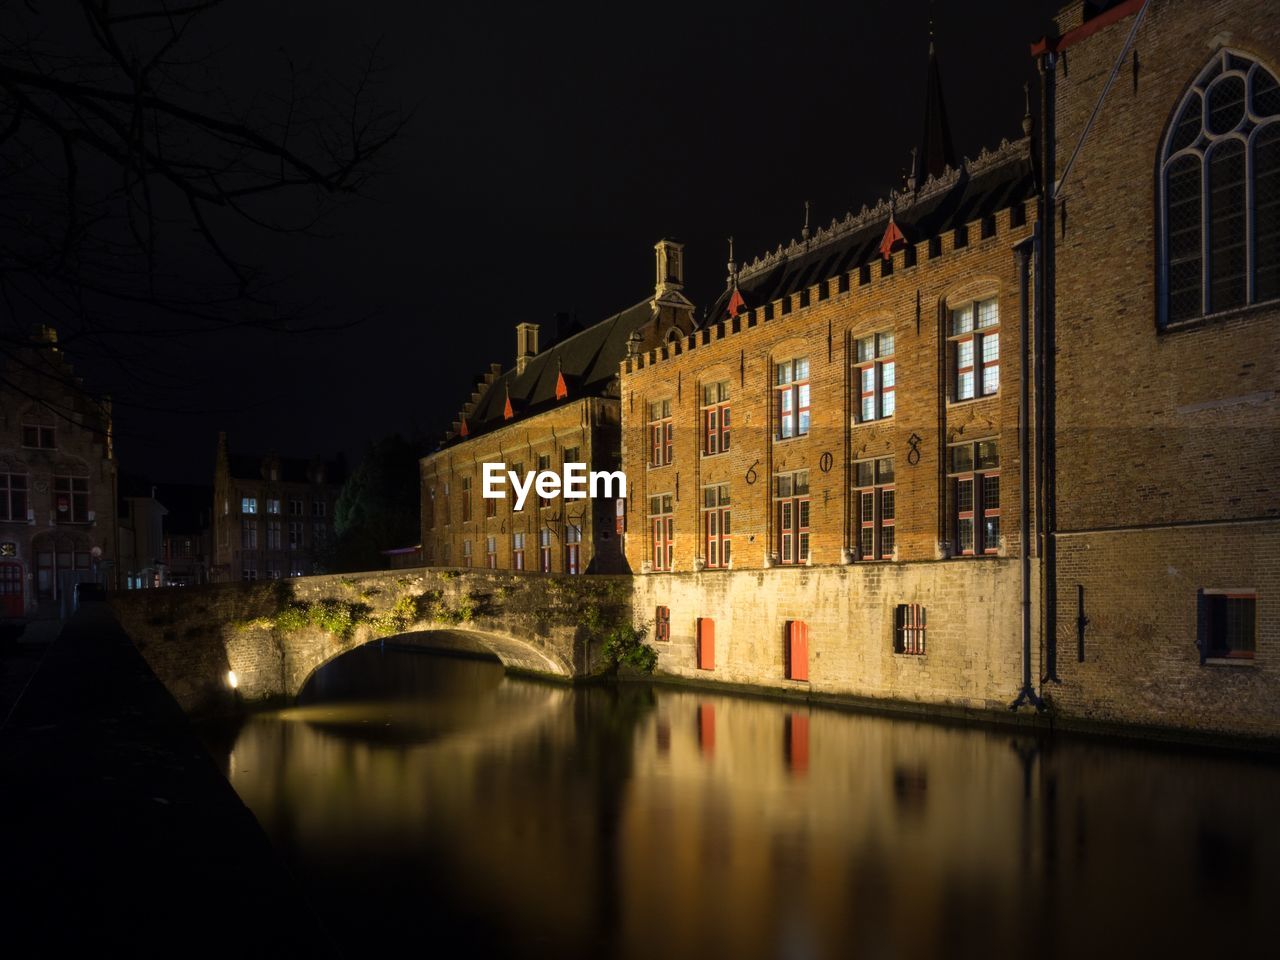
[697,618,715,671]
[786,713,810,774]
[786,620,809,681]
[697,704,716,756]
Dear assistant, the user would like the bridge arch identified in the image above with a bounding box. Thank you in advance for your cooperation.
[111,567,633,714]
[293,625,573,701]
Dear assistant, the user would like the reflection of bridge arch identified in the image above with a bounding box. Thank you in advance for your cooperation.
[295,626,572,700]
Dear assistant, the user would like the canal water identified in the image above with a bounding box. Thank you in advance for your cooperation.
[208,644,1277,959]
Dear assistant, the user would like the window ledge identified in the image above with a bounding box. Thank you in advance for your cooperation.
[891,652,927,660]
[1203,656,1257,668]
[947,393,1000,409]
[700,451,730,460]
[773,434,810,446]
[1161,297,1280,335]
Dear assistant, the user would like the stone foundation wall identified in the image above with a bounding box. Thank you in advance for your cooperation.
[632,561,1036,712]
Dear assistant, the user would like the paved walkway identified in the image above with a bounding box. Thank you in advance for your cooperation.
[0,602,340,955]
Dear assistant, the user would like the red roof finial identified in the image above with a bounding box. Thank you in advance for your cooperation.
[555,358,569,400]
[503,385,514,420]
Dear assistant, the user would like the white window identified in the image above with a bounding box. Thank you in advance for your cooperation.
[775,358,810,439]
[854,332,895,422]
[950,298,998,401]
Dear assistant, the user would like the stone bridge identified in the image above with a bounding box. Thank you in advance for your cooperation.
[111,568,632,714]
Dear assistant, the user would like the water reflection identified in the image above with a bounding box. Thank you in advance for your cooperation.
[213,644,1278,959]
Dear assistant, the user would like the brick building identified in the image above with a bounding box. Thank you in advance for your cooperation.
[211,432,343,582]
[0,326,117,619]
[619,51,1042,704]
[420,242,696,574]
[1036,0,1280,737]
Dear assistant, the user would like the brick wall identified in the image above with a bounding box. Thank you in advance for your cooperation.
[420,396,626,575]
[1048,0,1280,736]
[619,199,1036,575]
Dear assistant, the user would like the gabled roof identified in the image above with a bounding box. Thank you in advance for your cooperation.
[442,297,655,447]
[708,138,1035,324]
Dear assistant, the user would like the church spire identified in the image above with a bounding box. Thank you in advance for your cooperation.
[914,36,958,189]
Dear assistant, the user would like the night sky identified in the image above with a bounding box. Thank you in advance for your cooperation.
[17,1,1064,482]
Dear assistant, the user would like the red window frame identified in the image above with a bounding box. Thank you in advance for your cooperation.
[649,494,674,570]
[774,471,810,565]
[701,381,731,455]
[655,605,670,642]
[512,532,525,570]
[949,298,999,402]
[461,475,472,522]
[564,524,581,575]
[537,454,553,509]
[485,491,497,518]
[462,539,473,567]
[854,333,896,423]
[539,528,552,572]
[948,440,1000,556]
[702,483,731,569]
[775,358,810,440]
[485,536,497,569]
[648,400,673,467]
[853,458,895,560]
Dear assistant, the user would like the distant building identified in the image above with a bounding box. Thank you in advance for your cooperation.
[118,483,168,590]
[159,483,213,586]
[211,432,344,582]
[0,326,117,619]
[419,241,696,574]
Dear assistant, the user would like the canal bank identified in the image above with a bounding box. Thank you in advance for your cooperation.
[0,602,340,956]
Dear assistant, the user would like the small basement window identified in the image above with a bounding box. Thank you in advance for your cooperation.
[1200,591,1256,661]
[894,603,926,655]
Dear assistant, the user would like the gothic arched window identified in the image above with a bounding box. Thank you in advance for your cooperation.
[1160,50,1280,327]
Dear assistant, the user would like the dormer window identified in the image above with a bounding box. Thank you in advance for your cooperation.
[1160,51,1280,326]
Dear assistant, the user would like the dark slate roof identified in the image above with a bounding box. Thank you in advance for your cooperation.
[445,297,655,446]
[707,139,1035,325]
[227,454,346,486]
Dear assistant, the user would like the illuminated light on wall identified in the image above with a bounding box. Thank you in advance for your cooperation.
[227,670,238,689]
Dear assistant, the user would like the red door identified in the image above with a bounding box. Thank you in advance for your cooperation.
[696,618,715,671]
[786,620,809,681]
[0,562,24,618]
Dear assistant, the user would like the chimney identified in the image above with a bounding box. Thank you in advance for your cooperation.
[654,239,685,300]
[515,322,539,374]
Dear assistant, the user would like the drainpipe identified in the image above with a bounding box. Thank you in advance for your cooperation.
[1011,234,1042,712]
[1039,47,1061,686]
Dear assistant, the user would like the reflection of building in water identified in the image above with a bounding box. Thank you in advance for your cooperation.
[220,650,1280,959]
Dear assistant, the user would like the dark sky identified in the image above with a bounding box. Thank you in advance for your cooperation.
[63,0,1063,483]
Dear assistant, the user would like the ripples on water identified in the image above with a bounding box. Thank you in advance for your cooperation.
[207,643,1278,960]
